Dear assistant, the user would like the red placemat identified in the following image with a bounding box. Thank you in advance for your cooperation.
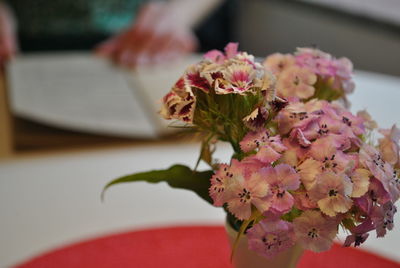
[15,225,400,268]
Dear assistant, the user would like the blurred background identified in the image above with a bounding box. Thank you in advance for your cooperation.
[1,0,400,267]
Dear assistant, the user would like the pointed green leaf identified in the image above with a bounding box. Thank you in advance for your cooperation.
[102,165,214,204]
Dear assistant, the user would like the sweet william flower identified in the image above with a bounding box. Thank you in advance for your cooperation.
[349,168,371,198]
[276,66,317,99]
[209,164,233,207]
[240,130,286,164]
[247,218,295,259]
[263,53,295,75]
[261,164,301,213]
[379,124,400,166]
[226,172,271,220]
[293,210,338,252]
[204,42,239,64]
[309,171,353,217]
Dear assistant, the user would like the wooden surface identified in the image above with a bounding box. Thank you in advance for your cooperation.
[0,70,13,158]
[0,67,197,159]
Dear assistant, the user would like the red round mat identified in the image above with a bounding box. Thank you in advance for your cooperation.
[15,225,400,268]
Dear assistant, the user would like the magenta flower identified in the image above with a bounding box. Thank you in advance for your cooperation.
[293,210,338,252]
[262,164,301,213]
[226,172,271,220]
[309,171,353,217]
[247,218,295,259]
[276,66,317,99]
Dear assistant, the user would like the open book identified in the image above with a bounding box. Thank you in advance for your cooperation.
[7,53,202,138]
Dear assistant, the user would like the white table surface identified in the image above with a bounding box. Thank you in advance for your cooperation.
[1,70,400,267]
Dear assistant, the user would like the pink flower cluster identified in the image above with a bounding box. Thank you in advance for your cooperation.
[264,48,355,100]
[159,43,399,259]
[210,96,399,257]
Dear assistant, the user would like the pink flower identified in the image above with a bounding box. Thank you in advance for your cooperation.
[209,164,233,207]
[240,130,286,164]
[293,210,337,252]
[262,164,301,213]
[349,169,371,198]
[379,124,400,166]
[293,189,318,210]
[276,99,323,135]
[263,53,295,75]
[222,63,257,94]
[309,172,353,217]
[359,144,393,195]
[297,158,322,190]
[226,172,271,220]
[309,137,349,173]
[247,218,295,259]
[276,66,317,99]
[204,42,239,64]
[295,47,335,76]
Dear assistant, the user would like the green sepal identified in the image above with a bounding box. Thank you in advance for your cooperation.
[102,164,214,204]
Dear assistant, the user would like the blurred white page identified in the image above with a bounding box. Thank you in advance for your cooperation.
[8,53,201,138]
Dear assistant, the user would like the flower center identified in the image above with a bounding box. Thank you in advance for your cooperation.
[307,228,319,238]
[238,188,252,203]
[329,189,338,197]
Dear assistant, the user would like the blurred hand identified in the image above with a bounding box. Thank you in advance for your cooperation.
[0,3,17,64]
[96,2,198,68]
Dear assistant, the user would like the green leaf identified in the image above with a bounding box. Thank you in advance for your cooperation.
[101,165,214,204]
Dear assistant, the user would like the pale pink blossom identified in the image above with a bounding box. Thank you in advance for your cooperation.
[240,131,286,164]
[277,66,317,99]
[262,164,301,213]
[293,210,338,252]
[359,144,393,194]
[349,169,371,198]
[247,219,295,259]
[263,53,295,75]
[309,172,353,217]
[209,164,233,206]
[379,125,400,166]
[226,172,271,220]
[297,158,322,190]
[309,138,350,173]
